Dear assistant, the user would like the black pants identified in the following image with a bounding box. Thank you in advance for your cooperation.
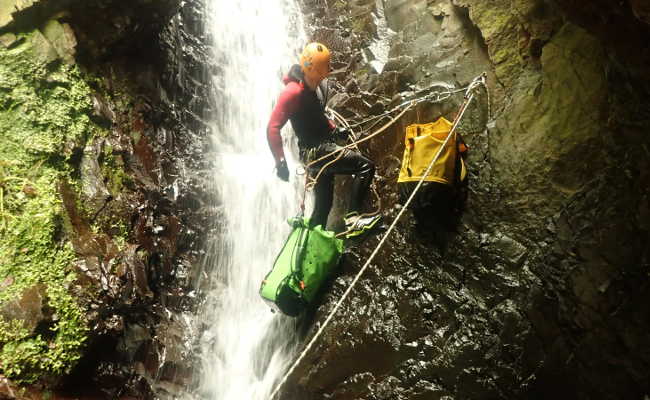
[398,181,465,232]
[303,142,375,228]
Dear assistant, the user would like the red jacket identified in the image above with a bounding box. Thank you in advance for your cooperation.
[266,65,334,163]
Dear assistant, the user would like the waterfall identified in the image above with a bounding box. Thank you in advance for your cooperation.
[197,1,306,399]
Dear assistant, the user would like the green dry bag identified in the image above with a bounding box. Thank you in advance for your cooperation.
[260,217,344,316]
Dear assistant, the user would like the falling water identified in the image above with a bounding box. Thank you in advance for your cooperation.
[195,1,306,399]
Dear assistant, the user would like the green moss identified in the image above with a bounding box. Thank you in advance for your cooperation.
[0,29,94,383]
[0,317,30,343]
[101,144,134,195]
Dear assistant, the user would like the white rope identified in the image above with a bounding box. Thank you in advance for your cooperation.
[326,107,360,151]
[345,85,468,130]
[268,75,485,400]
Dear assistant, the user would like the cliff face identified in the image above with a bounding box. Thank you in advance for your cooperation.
[0,0,212,398]
[286,0,650,399]
[2,0,649,398]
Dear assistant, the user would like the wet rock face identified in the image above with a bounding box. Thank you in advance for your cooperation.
[286,0,650,399]
[0,286,46,336]
[548,0,650,65]
[1,0,211,398]
[58,1,214,398]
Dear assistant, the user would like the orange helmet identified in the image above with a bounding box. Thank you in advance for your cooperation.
[300,42,331,82]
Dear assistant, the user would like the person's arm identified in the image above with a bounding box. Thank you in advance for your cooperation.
[267,83,301,164]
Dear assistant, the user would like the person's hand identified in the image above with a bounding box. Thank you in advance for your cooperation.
[332,126,351,142]
[276,159,289,182]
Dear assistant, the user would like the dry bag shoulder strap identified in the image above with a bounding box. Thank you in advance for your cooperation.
[289,225,310,283]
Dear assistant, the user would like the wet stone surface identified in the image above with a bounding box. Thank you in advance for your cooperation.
[1,0,213,398]
[283,0,650,399]
[1,0,649,398]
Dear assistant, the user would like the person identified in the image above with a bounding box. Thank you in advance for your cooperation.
[266,42,380,237]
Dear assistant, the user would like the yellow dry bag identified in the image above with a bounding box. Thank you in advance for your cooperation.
[398,117,466,185]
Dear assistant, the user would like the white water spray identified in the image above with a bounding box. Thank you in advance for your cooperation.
[197,1,305,399]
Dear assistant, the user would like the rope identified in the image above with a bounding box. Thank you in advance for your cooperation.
[304,103,414,192]
[327,107,360,151]
[306,102,415,172]
[268,76,484,400]
[299,172,309,215]
[345,86,466,130]
[304,74,487,193]
[483,79,492,121]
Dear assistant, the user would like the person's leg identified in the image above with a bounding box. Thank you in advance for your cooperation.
[310,173,334,228]
[315,144,375,214]
[347,153,375,213]
[308,143,378,236]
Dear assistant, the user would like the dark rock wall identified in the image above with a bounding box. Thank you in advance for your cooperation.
[1,0,213,398]
[68,2,215,398]
[2,0,648,398]
[286,0,650,399]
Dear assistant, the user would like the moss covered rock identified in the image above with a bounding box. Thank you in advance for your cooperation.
[0,26,93,383]
[2,0,206,396]
[0,0,37,30]
[492,23,607,214]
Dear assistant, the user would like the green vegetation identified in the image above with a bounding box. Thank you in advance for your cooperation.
[0,30,95,383]
[101,144,134,196]
[0,316,30,343]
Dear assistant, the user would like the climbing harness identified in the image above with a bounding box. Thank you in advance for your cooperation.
[305,103,413,190]
[268,73,487,399]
